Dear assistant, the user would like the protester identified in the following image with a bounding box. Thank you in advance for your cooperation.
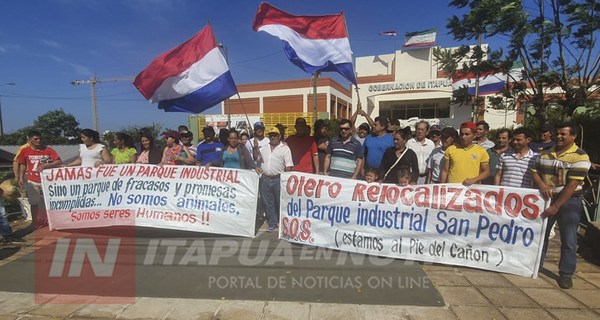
[68,129,111,167]
[426,127,457,184]
[196,127,224,166]
[240,132,250,146]
[397,168,412,187]
[313,119,329,174]
[161,131,194,165]
[285,118,318,173]
[0,193,24,244]
[532,122,591,289]
[178,125,189,134]
[406,120,435,184]
[495,127,537,188]
[364,168,379,183]
[379,127,418,184]
[136,131,162,165]
[354,122,370,145]
[323,119,364,179]
[350,107,371,145]
[245,122,270,165]
[218,128,230,145]
[428,124,443,147]
[111,132,137,164]
[530,122,556,152]
[440,121,490,185]
[258,127,293,232]
[210,130,257,170]
[475,121,495,149]
[483,128,512,184]
[387,118,400,134]
[180,131,197,158]
[17,130,62,227]
[275,123,287,141]
[12,140,30,180]
[363,116,394,170]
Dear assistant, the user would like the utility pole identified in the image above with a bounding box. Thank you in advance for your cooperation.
[71,75,133,131]
[0,82,16,137]
[219,44,231,129]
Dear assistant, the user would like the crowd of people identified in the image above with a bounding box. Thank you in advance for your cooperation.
[5,114,594,289]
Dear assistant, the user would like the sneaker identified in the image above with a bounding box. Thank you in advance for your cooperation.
[267,225,277,233]
[558,276,573,289]
[3,236,26,244]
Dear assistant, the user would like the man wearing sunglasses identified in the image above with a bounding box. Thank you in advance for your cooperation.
[323,119,364,179]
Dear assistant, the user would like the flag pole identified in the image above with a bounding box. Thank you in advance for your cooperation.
[312,72,319,124]
[342,11,361,116]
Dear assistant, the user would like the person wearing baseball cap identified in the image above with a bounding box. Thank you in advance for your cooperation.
[258,126,293,232]
[440,121,490,185]
[428,124,443,147]
[530,122,556,152]
[245,121,269,164]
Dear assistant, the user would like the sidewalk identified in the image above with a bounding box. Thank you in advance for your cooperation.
[0,222,599,320]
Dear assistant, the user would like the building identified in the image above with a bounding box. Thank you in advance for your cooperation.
[352,45,522,129]
[189,77,352,141]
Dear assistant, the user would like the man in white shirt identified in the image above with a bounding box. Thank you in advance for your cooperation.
[258,127,293,232]
[475,121,495,149]
[245,122,270,165]
[406,120,435,184]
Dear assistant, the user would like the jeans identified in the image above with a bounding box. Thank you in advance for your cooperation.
[260,177,281,228]
[0,201,13,238]
[541,196,582,278]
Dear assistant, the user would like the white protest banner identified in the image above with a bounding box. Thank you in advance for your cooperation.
[41,164,259,238]
[279,172,548,277]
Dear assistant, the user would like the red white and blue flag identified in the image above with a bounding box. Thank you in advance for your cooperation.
[452,63,524,95]
[252,2,357,85]
[133,24,237,113]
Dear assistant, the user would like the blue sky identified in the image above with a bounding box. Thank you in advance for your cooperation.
[0,0,473,134]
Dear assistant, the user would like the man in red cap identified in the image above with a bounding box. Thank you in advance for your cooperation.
[440,121,490,185]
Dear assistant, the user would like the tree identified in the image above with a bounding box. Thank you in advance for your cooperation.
[0,109,81,145]
[433,0,600,125]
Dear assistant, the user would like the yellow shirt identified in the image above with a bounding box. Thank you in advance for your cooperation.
[13,143,30,162]
[444,144,490,183]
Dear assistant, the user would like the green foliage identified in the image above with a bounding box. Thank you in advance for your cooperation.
[435,0,600,124]
[0,108,80,145]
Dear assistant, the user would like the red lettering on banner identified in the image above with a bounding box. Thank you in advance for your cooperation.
[522,194,541,219]
[414,187,430,207]
[445,188,463,211]
[463,189,483,213]
[400,187,414,206]
[281,217,313,243]
[46,167,93,182]
[286,175,341,199]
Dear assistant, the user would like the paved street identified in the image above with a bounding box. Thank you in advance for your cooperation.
[0,220,599,319]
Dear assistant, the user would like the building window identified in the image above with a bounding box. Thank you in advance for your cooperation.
[379,99,450,120]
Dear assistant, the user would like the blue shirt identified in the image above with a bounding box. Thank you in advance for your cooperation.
[196,142,224,166]
[364,133,394,169]
[222,149,241,168]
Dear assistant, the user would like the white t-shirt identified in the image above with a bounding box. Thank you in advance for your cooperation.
[406,138,435,175]
[259,142,293,176]
[79,143,105,167]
